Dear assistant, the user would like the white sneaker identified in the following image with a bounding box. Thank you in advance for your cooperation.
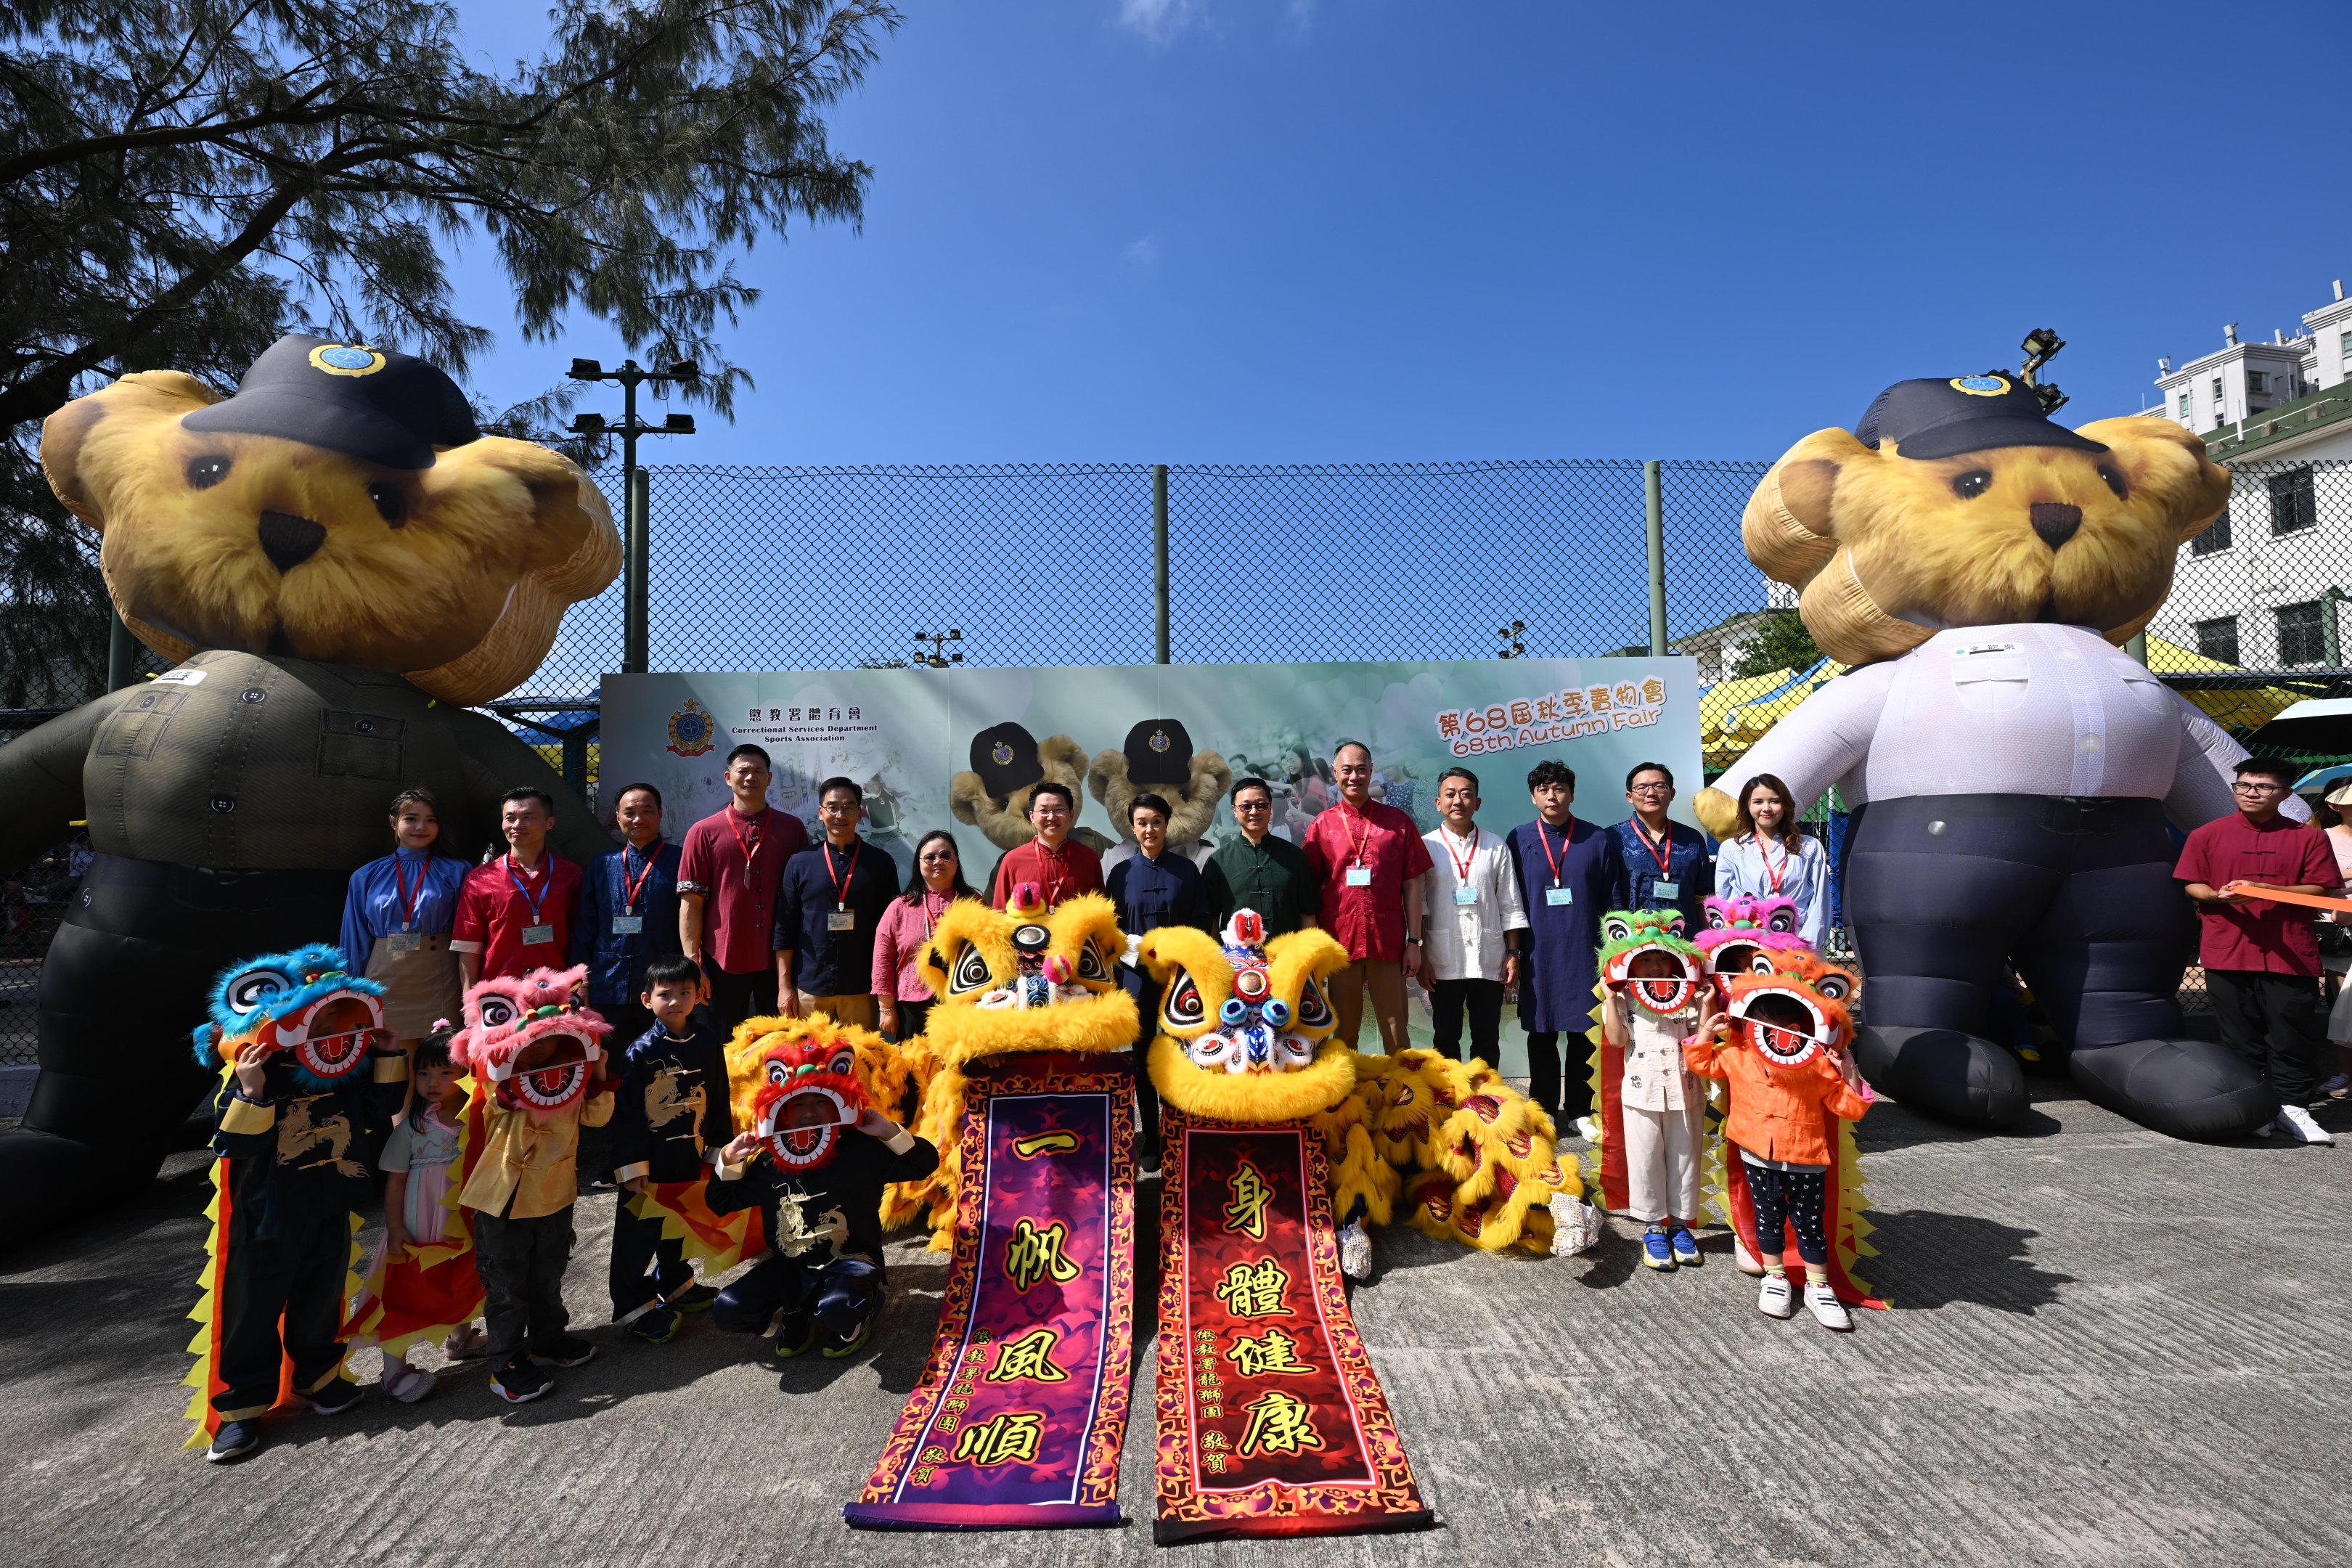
[1757,1275,1795,1318]
[1547,1193,1604,1257]
[1574,1115,1603,1144]
[2317,1072,2351,1099]
[1339,1218,1374,1281]
[1732,1238,1763,1277]
[2276,1103,2334,1145]
[1805,1281,1853,1332]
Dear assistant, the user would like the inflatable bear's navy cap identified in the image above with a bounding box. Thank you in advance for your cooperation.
[183,334,481,470]
[969,722,1044,799]
[1123,719,1193,786]
[1856,374,2108,462]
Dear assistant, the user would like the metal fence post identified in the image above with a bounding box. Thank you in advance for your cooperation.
[1153,464,1170,664]
[624,467,650,674]
[106,610,138,692]
[1644,460,1667,656]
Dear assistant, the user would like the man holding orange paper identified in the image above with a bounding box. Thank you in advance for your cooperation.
[2176,756,2341,1144]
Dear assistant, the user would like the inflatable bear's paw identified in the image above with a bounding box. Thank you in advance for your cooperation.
[2067,1038,2276,1142]
[1853,1024,2029,1129]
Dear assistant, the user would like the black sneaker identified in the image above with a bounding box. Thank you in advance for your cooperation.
[528,1334,597,1368]
[819,1314,874,1360]
[770,1311,816,1360]
[626,1304,682,1344]
[491,1356,551,1404]
[205,1418,264,1463]
[666,1280,719,1313]
[303,1376,364,1416]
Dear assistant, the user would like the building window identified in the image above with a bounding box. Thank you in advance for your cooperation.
[2192,507,2232,555]
[2194,616,2239,665]
[2277,600,2327,666]
[2341,329,2351,369]
[2211,376,2226,427]
[2249,370,2269,394]
[2178,391,2193,424]
[2269,466,2317,535]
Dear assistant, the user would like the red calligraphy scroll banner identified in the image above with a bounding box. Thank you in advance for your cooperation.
[845,1054,1135,1531]
[1154,1111,1432,1543]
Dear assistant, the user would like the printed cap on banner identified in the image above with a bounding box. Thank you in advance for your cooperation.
[182,334,481,469]
[1855,374,2107,462]
[1124,718,1193,786]
[969,722,1044,799]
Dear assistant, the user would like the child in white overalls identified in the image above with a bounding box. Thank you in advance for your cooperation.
[1601,976,1719,1270]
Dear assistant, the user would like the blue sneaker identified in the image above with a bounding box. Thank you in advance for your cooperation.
[1668,1225,1702,1267]
[1641,1225,1677,1271]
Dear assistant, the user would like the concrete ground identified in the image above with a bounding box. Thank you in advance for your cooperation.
[2,1080,2348,1568]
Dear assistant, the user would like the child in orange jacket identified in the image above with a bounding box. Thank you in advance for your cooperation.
[1684,949,1872,1331]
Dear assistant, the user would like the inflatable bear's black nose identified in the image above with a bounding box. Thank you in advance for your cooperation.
[257,510,326,572]
[2030,502,2082,549]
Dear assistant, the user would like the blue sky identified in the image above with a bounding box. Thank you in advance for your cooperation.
[444,0,2352,468]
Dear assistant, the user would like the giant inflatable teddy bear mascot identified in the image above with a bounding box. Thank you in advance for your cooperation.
[0,335,621,1244]
[1697,369,2274,1140]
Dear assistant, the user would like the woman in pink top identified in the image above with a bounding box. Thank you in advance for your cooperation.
[873,830,979,1041]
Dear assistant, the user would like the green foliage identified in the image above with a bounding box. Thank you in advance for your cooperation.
[1731,610,1822,679]
[0,0,898,705]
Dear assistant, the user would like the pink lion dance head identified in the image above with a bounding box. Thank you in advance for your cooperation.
[1694,894,1808,981]
[453,965,613,1120]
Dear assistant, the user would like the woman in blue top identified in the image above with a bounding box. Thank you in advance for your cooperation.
[1712,772,1832,951]
[339,788,468,1066]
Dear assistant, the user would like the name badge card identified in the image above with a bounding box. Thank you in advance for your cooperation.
[828,910,857,932]
[1545,886,1573,907]
[1345,866,1373,887]
[1453,886,1478,905]
[1653,881,1680,900]
[611,915,644,935]
[523,923,556,945]
[383,932,422,955]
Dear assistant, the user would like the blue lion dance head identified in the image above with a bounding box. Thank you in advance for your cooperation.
[192,942,388,1092]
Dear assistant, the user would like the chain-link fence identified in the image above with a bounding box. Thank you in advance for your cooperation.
[9,450,2352,1065]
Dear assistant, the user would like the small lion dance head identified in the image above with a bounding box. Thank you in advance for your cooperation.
[1721,950,1859,1076]
[454,965,611,1120]
[1598,908,1704,1018]
[725,1019,875,1174]
[194,942,387,1090]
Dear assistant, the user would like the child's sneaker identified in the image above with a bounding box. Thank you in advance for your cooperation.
[627,1304,682,1344]
[666,1281,720,1313]
[1667,1225,1701,1266]
[1805,1281,1853,1332]
[1573,1115,1603,1144]
[1757,1274,1796,1318]
[205,1419,264,1463]
[491,1356,551,1404]
[442,1323,490,1362]
[304,1377,364,1416]
[1731,1237,1764,1276]
[820,1315,875,1360]
[1640,1225,1677,1271]
[771,1311,817,1360]
[528,1335,597,1368]
[2275,1104,2334,1145]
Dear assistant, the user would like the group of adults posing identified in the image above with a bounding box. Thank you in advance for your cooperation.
[338,738,1827,1158]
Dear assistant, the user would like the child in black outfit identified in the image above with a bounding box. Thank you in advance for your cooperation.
[706,1032,937,1360]
[608,957,731,1342]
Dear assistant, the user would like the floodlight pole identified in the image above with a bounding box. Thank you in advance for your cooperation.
[1153,465,1170,664]
[569,356,700,674]
[1644,460,1667,656]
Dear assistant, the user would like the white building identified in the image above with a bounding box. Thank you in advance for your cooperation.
[2145,277,2352,673]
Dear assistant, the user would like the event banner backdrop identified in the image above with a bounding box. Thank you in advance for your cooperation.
[600,656,1702,888]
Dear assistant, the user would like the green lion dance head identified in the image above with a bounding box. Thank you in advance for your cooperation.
[1598,909,1704,1019]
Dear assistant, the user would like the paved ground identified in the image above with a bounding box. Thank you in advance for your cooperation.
[3,1079,2348,1568]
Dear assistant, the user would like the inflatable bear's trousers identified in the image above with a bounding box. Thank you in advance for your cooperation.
[0,854,348,1248]
[1843,795,2277,1140]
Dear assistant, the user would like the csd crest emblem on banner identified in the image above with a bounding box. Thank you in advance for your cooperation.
[666,698,716,758]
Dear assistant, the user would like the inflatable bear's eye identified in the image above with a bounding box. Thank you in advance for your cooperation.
[2097,463,2128,500]
[478,996,518,1028]
[186,454,232,490]
[223,967,290,1015]
[367,481,409,526]
[1951,469,1993,500]
[949,944,995,995]
[1163,973,1206,1029]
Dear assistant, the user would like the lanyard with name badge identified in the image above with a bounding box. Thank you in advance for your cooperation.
[825,839,862,931]
[613,840,660,935]
[384,853,426,952]
[1445,826,1481,905]
[1339,804,1374,887]
[1634,820,1680,902]
[506,854,556,945]
[1756,834,1789,897]
[1538,820,1575,906]
[1030,837,1069,907]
